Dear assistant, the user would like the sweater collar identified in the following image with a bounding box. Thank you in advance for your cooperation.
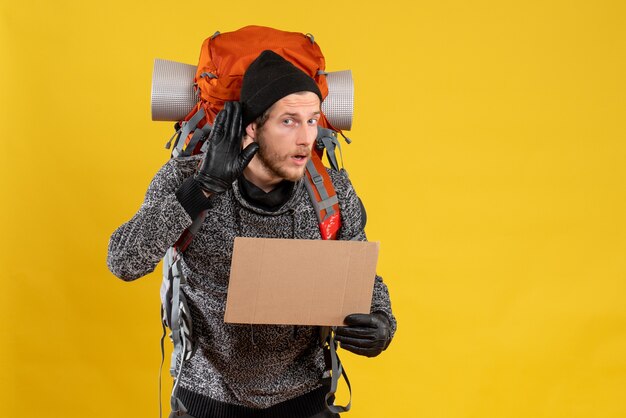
[231,176,307,215]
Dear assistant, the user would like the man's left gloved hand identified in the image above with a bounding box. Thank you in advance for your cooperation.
[335,313,392,358]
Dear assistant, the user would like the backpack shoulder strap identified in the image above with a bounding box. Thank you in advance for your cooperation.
[304,148,352,413]
[304,152,341,240]
[159,210,207,418]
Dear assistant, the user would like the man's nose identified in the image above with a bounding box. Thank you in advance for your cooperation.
[296,124,316,147]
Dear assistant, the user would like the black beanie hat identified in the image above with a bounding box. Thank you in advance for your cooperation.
[240,50,323,127]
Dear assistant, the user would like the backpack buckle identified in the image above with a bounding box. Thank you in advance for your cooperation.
[311,173,324,186]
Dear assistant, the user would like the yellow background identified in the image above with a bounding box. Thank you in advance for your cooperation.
[2,1,625,417]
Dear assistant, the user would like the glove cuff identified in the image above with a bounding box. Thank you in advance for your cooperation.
[194,171,231,195]
[176,177,213,220]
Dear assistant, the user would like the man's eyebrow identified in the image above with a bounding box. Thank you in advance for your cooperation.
[279,111,321,117]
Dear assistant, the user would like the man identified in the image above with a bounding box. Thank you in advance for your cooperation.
[107,50,396,418]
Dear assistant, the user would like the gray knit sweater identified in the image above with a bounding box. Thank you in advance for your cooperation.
[107,155,396,410]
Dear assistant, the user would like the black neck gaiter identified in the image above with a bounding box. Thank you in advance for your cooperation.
[238,176,295,212]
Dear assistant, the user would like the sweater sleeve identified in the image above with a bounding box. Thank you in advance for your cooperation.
[106,159,196,281]
[333,170,398,342]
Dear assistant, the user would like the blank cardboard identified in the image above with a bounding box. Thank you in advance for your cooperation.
[224,237,380,326]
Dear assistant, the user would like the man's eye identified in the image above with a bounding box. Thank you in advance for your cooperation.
[308,119,319,126]
[282,119,294,125]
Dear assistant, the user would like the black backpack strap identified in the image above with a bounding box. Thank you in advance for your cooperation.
[316,127,344,172]
[323,327,352,414]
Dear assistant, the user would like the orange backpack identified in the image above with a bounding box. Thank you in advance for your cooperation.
[169,25,342,241]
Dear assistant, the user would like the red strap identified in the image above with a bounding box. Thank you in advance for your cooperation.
[305,152,341,240]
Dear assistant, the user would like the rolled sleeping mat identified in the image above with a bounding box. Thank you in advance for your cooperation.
[151,59,198,123]
[151,58,354,131]
[321,70,353,131]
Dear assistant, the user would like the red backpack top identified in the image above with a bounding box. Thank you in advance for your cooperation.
[195,25,329,124]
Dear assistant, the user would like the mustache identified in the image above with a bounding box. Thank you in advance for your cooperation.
[293,147,312,157]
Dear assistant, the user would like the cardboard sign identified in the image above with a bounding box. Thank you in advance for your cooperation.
[224,237,380,326]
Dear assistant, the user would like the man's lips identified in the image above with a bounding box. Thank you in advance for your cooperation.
[290,149,311,166]
[291,154,309,166]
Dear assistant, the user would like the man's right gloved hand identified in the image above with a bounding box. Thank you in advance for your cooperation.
[194,101,259,195]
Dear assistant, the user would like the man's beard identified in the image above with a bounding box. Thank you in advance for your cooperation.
[255,131,311,182]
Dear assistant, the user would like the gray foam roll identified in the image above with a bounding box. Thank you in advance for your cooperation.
[151,59,198,121]
[321,70,354,131]
[150,59,354,130]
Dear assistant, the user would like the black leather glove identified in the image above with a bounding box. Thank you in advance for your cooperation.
[335,312,392,358]
[194,101,259,194]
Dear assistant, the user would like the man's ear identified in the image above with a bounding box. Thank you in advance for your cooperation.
[245,123,257,141]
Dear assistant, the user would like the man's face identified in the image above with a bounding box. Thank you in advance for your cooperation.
[246,91,321,185]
